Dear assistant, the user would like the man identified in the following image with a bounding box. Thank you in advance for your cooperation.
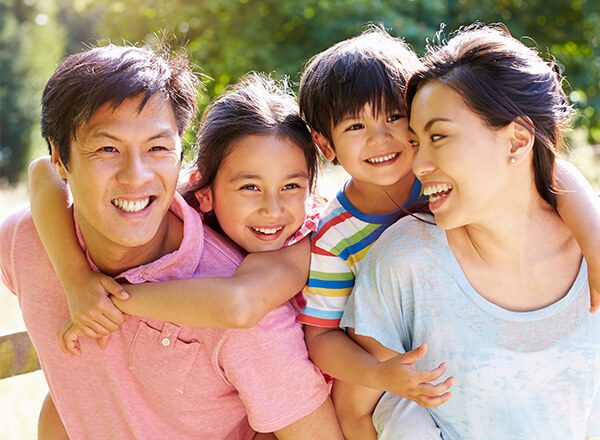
[0,44,338,439]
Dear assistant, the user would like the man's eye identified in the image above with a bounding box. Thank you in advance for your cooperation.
[150,146,168,152]
[98,146,117,153]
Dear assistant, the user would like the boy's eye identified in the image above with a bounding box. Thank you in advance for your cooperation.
[408,139,419,150]
[345,123,364,131]
[387,114,404,123]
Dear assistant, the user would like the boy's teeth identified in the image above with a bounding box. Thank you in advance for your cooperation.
[112,197,151,213]
[367,152,398,164]
[252,226,283,235]
[423,183,453,196]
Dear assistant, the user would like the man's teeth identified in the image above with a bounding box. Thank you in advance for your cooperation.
[252,226,283,235]
[367,152,398,164]
[112,197,150,213]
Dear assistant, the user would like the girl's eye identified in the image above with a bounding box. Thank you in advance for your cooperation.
[387,114,404,123]
[283,183,301,190]
[240,184,259,191]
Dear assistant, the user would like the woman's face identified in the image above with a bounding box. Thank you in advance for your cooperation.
[409,80,514,229]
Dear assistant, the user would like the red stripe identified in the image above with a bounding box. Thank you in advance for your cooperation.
[297,314,340,328]
[312,211,353,242]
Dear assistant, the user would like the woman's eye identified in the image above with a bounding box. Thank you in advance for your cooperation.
[431,134,445,142]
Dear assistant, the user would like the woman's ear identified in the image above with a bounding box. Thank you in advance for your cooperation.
[312,131,336,162]
[195,188,214,213]
[507,117,535,165]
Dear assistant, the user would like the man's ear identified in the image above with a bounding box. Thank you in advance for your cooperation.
[312,131,336,162]
[507,117,535,165]
[49,140,68,179]
[195,187,214,213]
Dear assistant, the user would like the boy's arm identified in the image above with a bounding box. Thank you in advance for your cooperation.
[555,159,600,312]
[332,380,381,440]
[111,236,311,328]
[273,398,343,439]
[28,157,128,338]
[304,326,452,405]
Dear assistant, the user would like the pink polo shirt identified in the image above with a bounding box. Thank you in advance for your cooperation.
[0,193,328,439]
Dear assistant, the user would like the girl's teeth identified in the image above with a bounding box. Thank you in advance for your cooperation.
[367,153,398,164]
[112,197,150,213]
[252,226,283,235]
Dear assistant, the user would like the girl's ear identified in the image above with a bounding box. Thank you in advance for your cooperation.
[507,117,535,165]
[188,169,202,187]
[312,131,336,162]
[195,188,214,213]
[49,140,68,180]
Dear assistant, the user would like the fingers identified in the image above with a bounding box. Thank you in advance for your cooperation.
[415,376,454,398]
[416,390,453,408]
[100,277,129,301]
[96,335,110,350]
[57,322,81,357]
[398,343,428,364]
[417,362,447,383]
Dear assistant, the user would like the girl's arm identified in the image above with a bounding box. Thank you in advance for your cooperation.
[29,157,128,339]
[555,159,600,312]
[112,237,311,328]
[30,157,310,332]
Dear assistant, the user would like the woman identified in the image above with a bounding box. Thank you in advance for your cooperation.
[341,24,600,439]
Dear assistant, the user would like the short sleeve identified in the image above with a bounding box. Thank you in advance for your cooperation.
[0,211,20,294]
[340,238,408,355]
[298,233,354,328]
[219,302,329,433]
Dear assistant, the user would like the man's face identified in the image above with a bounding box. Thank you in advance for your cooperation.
[53,94,182,252]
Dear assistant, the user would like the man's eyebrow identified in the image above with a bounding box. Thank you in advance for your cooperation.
[91,129,177,142]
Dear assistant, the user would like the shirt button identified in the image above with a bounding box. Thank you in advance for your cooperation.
[161,337,171,347]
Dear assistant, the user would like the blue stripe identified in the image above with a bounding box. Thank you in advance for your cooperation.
[337,188,404,224]
[302,307,344,319]
[308,278,355,289]
[337,224,387,260]
[315,206,347,234]
[404,179,423,207]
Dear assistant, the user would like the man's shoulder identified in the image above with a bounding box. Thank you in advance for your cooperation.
[0,208,40,253]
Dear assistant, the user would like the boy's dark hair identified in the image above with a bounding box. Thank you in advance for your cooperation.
[41,44,200,168]
[182,72,320,225]
[406,23,573,210]
[299,24,420,163]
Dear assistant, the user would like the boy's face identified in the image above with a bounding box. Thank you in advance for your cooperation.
[314,102,414,187]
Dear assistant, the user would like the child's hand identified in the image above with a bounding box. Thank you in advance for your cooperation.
[57,319,112,356]
[375,344,453,408]
[589,262,600,313]
[64,271,129,338]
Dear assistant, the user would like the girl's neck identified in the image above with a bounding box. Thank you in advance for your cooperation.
[344,172,416,215]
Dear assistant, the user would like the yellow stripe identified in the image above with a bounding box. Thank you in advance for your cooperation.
[304,286,353,297]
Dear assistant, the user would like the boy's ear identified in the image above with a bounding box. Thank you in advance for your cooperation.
[49,140,68,180]
[507,117,535,165]
[312,131,336,162]
[195,187,214,213]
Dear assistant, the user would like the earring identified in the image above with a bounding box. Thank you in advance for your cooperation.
[509,157,516,164]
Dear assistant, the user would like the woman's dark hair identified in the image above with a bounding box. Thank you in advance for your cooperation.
[182,73,320,221]
[42,44,200,168]
[406,23,573,210]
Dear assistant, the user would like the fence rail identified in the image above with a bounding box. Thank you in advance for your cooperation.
[0,331,40,379]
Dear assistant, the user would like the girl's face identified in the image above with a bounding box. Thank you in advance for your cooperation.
[201,134,310,252]
[409,80,514,230]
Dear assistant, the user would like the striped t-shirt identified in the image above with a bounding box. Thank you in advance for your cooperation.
[298,179,422,327]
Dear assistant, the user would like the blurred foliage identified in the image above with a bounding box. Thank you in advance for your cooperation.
[1,0,598,184]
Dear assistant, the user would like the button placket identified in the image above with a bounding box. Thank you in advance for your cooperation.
[158,322,181,350]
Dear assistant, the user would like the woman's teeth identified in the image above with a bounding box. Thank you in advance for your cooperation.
[367,152,398,164]
[424,183,453,203]
[252,226,283,235]
[112,197,151,213]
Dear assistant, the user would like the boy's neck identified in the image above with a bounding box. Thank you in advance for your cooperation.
[344,172,416,215]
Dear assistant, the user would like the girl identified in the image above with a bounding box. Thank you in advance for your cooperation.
[341,23,600,439]
[30,72,343,439]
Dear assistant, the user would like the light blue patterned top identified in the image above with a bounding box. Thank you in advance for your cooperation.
[341,215,600,440]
